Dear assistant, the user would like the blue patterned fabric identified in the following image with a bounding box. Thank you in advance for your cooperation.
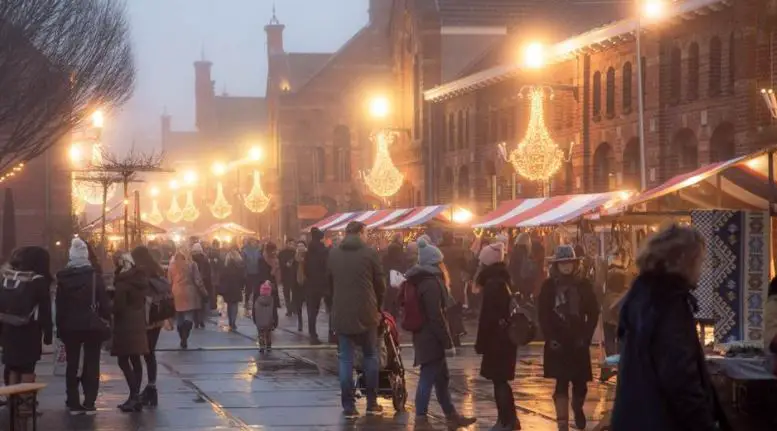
[691,210,770,343]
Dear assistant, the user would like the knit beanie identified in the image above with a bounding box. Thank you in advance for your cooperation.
[417,237,443,266]
[479,242,505,266]
[67,238,90,268]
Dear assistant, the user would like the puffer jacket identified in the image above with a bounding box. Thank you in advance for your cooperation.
[55,265,110,338]
[406,264,452,366]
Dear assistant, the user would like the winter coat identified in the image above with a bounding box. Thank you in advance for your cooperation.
[220,260,245,304]
[0,270,53,368]
[278,248,296,287]
[253,294,275,330]
[168,258,205,312]
[602,265,631,325]
[475,263,518,381]
[328,234,386,335]
[537,272,599,382]
[611,271,730,431]
[304,238,330,295]
[765,295,777,353]
[439,242,467,304]
[111,268,149,357]
[508,246,533,297]
[406,264,453,366]
[192,252,213,297]
[55,266,111,339]
[242,245,262,275]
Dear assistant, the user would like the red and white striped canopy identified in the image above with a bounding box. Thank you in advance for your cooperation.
[474,192,624,228]
[328,209,413,231]
[306,212,358,231]
[381,205,450,230]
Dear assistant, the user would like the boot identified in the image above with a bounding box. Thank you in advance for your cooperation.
[571,394,587,429]
[118,394,142,413]
[554,395,570,431]
[140,385,158,407]
[179,321,193,349]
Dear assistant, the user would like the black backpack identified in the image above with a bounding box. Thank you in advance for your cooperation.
[0,271,42,326]
[505,293,537,346]
[147,276,175,323]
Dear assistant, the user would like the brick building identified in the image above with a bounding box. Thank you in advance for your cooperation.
[424,0,777,214]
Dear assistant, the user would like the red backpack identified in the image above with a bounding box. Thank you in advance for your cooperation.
[398,280,424,332]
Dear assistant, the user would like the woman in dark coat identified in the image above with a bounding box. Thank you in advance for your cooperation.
[255,242,280,338]
[475,254,520,430]
[381,242,406,319]
[112,253,150,413]
[611,224,730,431]
[191,243,212,328]
[537,245,599,431]
[220,248,245,331]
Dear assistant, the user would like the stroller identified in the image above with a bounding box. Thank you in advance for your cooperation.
[353,312,407,411]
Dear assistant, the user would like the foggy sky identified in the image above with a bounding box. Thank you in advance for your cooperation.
[106,0,368,151]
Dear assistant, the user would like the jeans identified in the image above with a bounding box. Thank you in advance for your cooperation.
[144,327,161,385]
[493,380,517,425]
[63,335,102,407]
[415,358,456,417]
[338,329,379,411]
[226,302,239,326]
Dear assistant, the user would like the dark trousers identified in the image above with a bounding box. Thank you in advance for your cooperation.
[144,327,161,384]
[118,355,143,397]
[603,322,619,356]
[281,279,293,312]
[63,336,102,407]
[306,290,325,338]
[245,274,261,306]
[493,380,517,426]
[554,378,588,406]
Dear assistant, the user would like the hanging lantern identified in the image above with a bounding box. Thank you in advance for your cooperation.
[182,190,200,222]
[209,181,232,219]
[508,87,565,182]
[166,194,183,223]
[362,131,404,197]
[243,170,270,213]
[146,199,164,226]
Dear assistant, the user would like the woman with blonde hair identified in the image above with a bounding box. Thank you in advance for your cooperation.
[167,246,206,349]
[220,248,245,331]
[611,224,730,431]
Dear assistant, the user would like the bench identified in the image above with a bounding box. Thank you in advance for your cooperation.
[0,383,47,431]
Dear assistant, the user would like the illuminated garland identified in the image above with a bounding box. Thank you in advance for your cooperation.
[182,190,200,222]
[243,170,270,213]
[508,87,565,182]
[209,181,232,219]
[166,194,183,223]
[362,131,404,197]
[146,199,164,226]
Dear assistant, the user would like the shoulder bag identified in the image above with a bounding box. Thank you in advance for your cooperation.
[88,272,112,342]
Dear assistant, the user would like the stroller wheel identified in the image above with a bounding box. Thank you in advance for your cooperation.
[391,375,407,412]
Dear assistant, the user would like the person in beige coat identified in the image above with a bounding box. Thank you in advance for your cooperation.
[765,278,777,375]
[167,248,206,349]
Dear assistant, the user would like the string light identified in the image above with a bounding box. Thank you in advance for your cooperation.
[243,170,270,213]
[508,87,565,182]
[146,199,164,226]
[362,131,404,197]
[182,190,199,222]
[166,194,183,223]
[209,181,232,219]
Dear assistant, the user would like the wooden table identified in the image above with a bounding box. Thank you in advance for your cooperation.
[0,383,47,431]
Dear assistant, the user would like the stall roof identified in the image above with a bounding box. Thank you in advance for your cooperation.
[200,222,256,236]
[82,216,166,235]
[328,208,413,231]
[382,205,452,230]
[306,212,358,231]
[474,192,628,228]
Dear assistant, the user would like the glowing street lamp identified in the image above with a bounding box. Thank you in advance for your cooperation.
[522,42,545,69]
[183,170,198,186]
[212,161,227,176]
[642,0,666,21]
[91,110,105,128]
[69,145,83,164]
[248,147,264,162]
[369,96,390,119]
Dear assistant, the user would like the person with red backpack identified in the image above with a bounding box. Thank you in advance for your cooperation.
[403,238,476,429]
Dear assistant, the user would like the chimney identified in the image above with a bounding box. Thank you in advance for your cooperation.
[369,0,392,25]
[194,59,214,131]
[265,7,285,57]
[161,111,171,151]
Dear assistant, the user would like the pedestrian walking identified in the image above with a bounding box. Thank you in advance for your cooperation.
[253,281,275,352]
[208,239,223,308]
[381,242,406,319]
[327,221,385,418]
[111,253,150,413]
[279,239,296,316]
[537,245,600,431]
[405,238,476,428]
[508,233,536,297]
[475,242,520,430]
[611,224,730,431]
[56,238,110,415]
[168,247,206,349]
[242,238,262,315]
[0,246,53,420]
[254,242,280,337]
[600,249,631,357]
[291,241,307,332]
[191,243,212,328]
[220,248,246,331]
[131,245,172,408]
[304,227,329,345]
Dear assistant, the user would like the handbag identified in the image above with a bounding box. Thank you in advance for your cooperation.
[87,273,112,342]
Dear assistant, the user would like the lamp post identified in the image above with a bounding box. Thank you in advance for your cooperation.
[636,0,665,191]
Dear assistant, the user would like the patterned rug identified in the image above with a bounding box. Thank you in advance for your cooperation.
[691,210,770,343]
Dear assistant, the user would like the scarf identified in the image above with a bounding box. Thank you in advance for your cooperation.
[553,277,581,321]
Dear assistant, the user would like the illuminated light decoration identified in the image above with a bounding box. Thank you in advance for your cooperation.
[72,191,86,214]
[73,143,117,205]
[166,194,183,223]
[146,199,164,226]
[243,170,271,213]
[362,131,404,197]
[182,190,200,222]
[761,89,777,119]
[209,182,232,219]
[508,87,565,182]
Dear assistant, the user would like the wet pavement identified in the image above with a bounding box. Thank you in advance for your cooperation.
[10,305,615,430]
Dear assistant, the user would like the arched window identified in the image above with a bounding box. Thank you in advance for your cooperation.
[709,36,722,96]
[670,46,682,105]
[606,67,616,118]
[457,165,470,200]
[333,125,351,181]
[728,32,736,92]
[447,113,455,151]
[593,142,615,192]
[314,147,326,182]
[622,62,633,112]
[592,71,602,119]
[441,167,454,203]
[687,42,699,101]
[457,111,465,149]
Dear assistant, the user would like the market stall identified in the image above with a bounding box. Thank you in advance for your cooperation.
[198,222,256,245]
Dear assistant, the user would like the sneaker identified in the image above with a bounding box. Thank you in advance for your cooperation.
[447,414,477,428]
[366,404,384,416]
[82,405,97,416]
[68,404,86,416]
[343,408,360,419]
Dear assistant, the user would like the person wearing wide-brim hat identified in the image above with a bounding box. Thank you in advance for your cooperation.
[537,245,600,431]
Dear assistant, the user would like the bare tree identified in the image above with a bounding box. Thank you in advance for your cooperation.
[72,172,124,251]
[0,0,135,174]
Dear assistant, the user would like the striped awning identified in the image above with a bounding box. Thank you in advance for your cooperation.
[474,192,626,228]
[382,205,451,230]
[306,212,358,231]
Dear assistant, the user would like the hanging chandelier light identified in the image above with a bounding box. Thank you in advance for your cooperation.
[182,190,200,222]
[761,89,777,119]
[146,199,164,226]
[362,131,404,197]
[209,181,232,219]
[243,170,270,213]
[73,143,117,205]
[166,194,183,223]
[508,86,565,182]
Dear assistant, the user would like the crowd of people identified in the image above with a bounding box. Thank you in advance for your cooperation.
[0,221,770,430]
